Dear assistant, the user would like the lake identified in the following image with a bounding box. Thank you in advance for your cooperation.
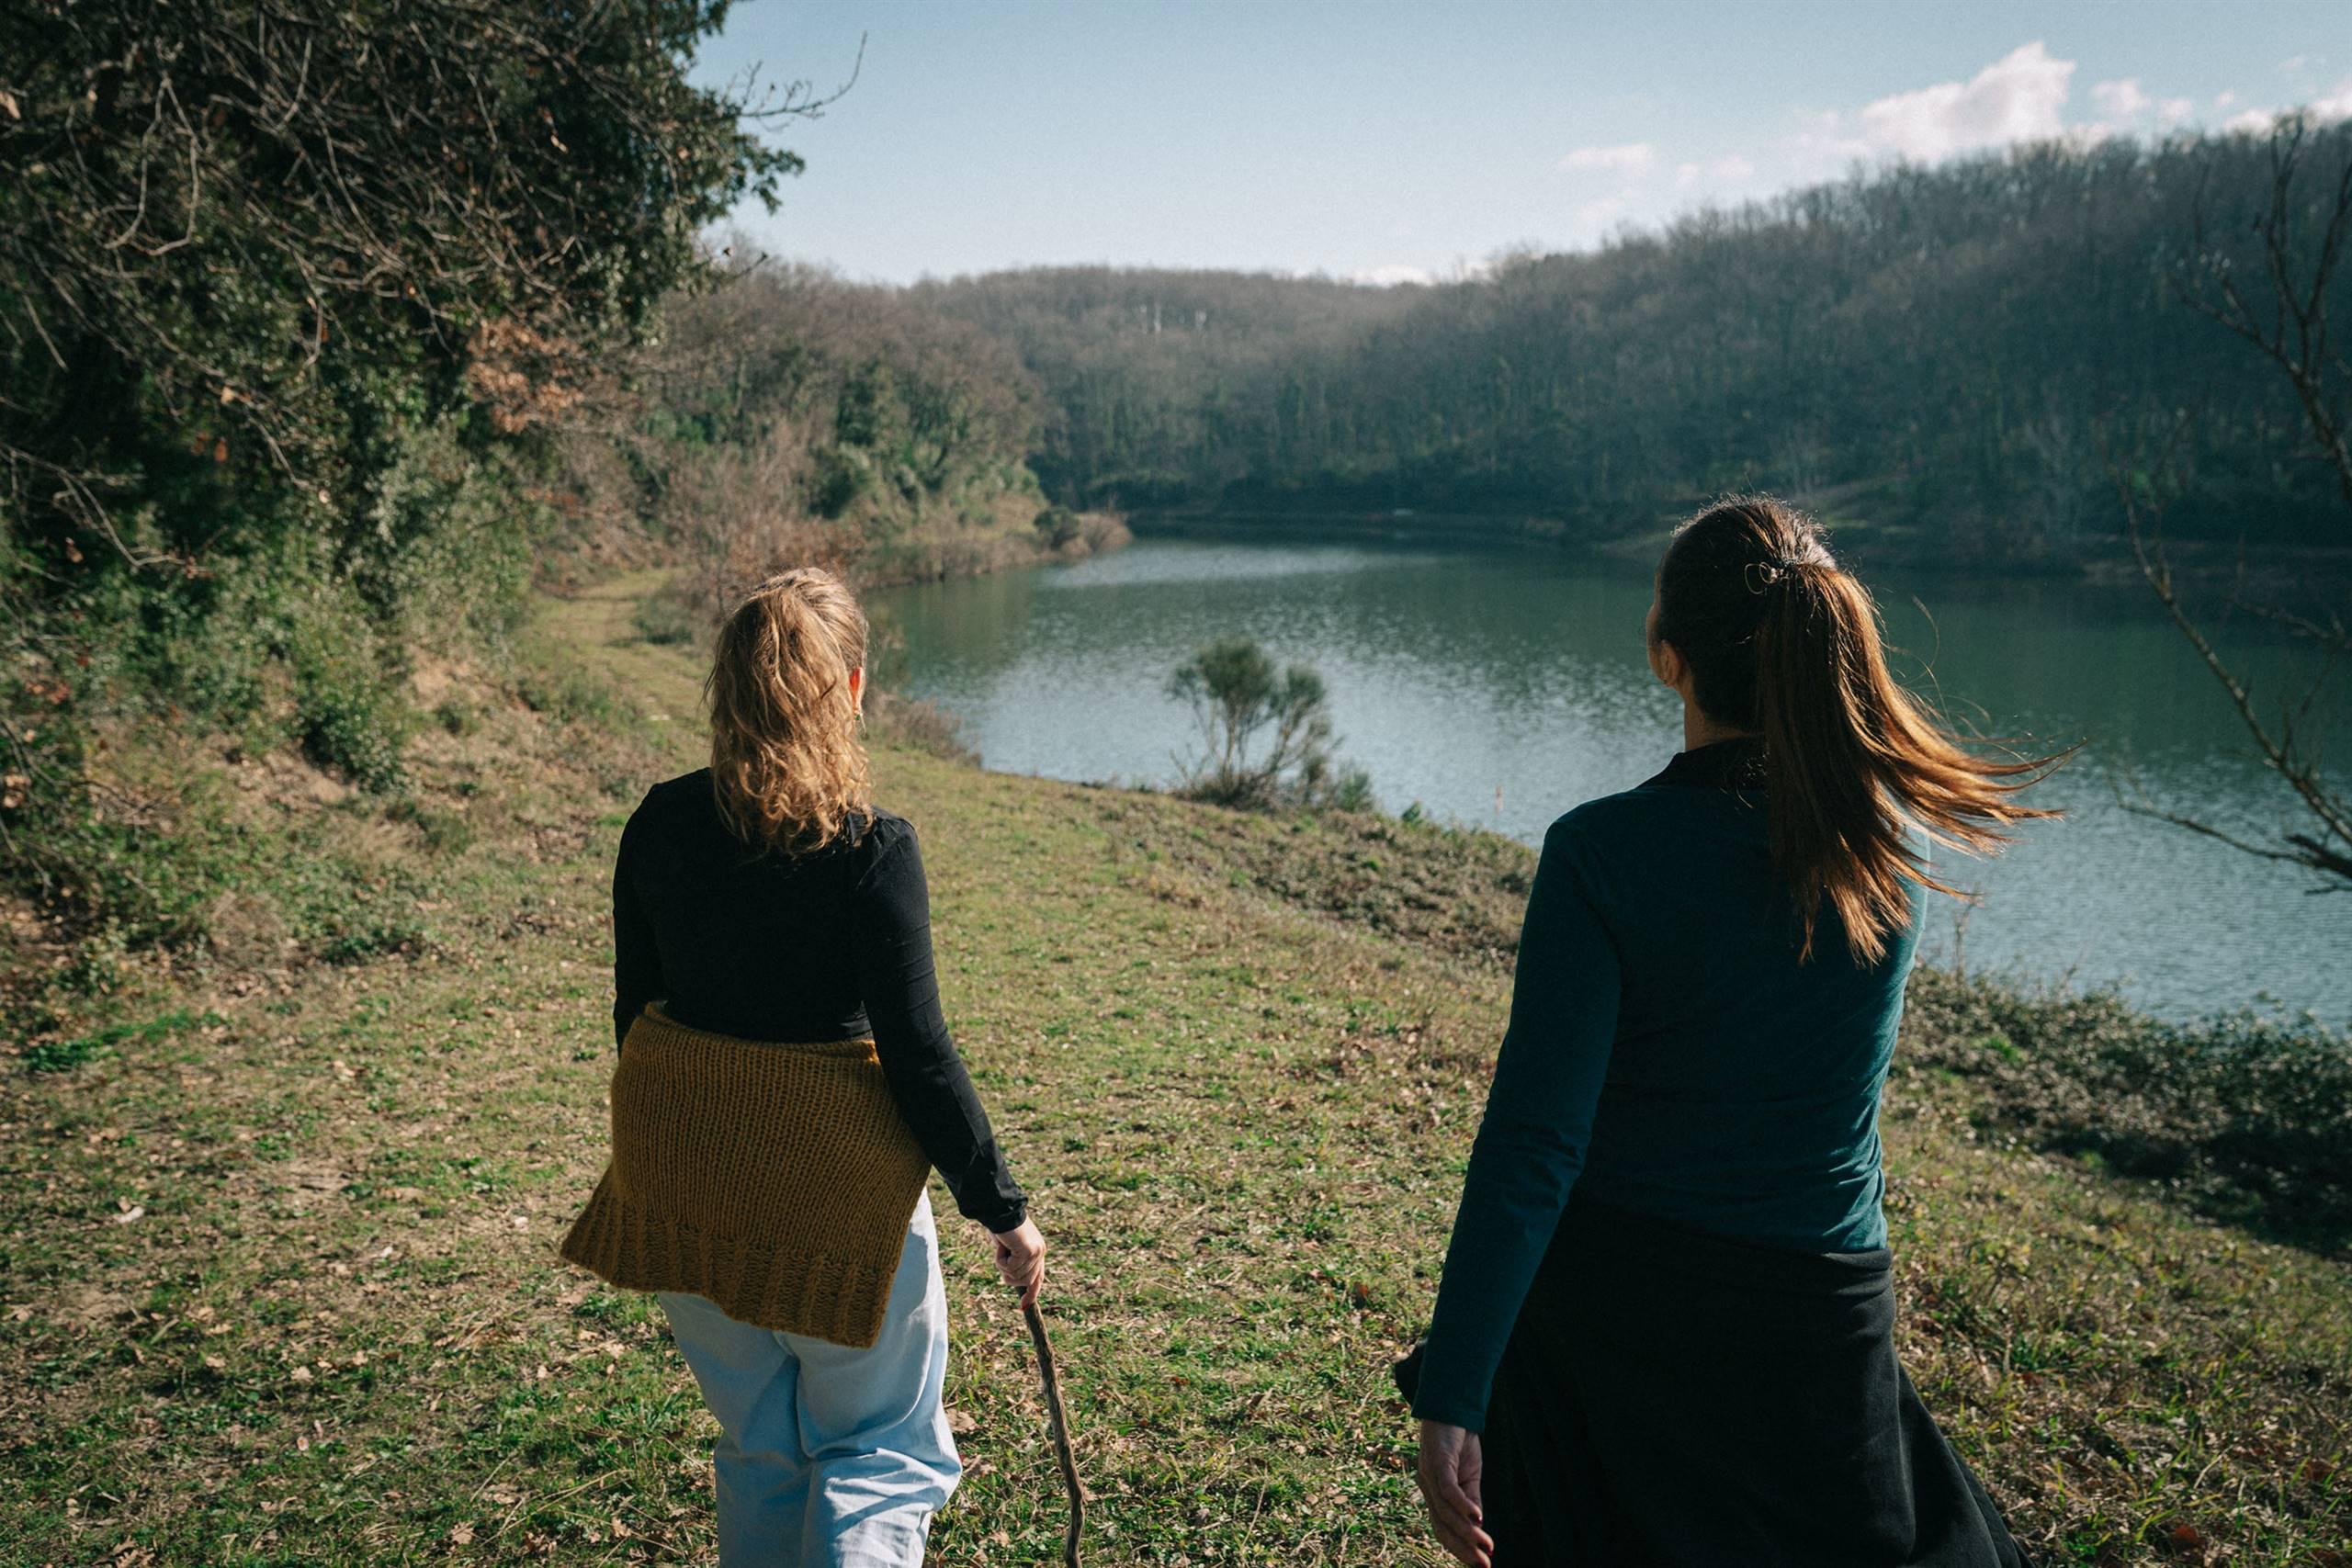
[867,528,2351,1025]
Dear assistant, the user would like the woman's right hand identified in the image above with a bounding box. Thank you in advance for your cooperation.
[1417,1419,1493,1568]
[990,1217,1046,1306]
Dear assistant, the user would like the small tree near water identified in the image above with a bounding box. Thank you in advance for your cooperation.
[1168,639,1372,810]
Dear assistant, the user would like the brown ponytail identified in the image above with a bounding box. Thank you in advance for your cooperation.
[706,568,875,855]
[1654,496,2064,964]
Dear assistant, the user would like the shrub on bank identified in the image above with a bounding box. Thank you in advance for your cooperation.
[631,592,700,649]
[288,605,414,795]
[1169,638,1374,812]
[1900,966,2352,1249]
[866,693,981,767]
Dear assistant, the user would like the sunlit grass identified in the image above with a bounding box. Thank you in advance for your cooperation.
[1,575,2344,1566]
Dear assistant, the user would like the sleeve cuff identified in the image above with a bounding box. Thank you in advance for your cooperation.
[1408,1389,1488,1434]
[1406,1339,1492,1433]
[971,1198,1027,1234]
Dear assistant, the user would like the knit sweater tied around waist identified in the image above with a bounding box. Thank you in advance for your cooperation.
[559,1002,930,1348]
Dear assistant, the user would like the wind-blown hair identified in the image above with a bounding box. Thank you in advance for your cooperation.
[706,568,874,855]
[1653,496,2064,964]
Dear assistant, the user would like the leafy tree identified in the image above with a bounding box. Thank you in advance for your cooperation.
[1,0,803,563]
[0,0,820,937]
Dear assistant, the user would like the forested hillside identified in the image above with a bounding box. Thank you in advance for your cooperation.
[924,124,2352,564]
[909,268,1420,511]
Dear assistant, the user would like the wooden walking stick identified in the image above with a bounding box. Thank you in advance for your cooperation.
[1021,1296,1084,1567]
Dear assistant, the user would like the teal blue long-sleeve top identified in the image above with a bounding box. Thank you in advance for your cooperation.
[1411,737,1924,1432]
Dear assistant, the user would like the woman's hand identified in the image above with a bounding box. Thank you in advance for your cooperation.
[1416,1419,1493,1568]
[989,1217,1046,1306]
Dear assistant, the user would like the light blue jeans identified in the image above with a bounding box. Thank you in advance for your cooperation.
[659,1193,960,1566]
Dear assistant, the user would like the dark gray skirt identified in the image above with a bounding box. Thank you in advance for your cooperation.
[1398,1199,2032,1567]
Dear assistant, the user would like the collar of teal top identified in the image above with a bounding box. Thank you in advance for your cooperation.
[1646,735,1769,791]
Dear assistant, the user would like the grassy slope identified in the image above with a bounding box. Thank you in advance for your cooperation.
[2,572,2346,1567]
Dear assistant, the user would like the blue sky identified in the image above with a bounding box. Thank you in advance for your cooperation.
[692,2,2352,284]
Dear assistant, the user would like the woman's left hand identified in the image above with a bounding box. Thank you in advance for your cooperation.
[1416,1418,1494,1568]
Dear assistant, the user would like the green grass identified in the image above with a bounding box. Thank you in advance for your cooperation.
[1,572,2346,1566]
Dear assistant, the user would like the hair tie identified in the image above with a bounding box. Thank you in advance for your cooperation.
[1743,554,1818,593]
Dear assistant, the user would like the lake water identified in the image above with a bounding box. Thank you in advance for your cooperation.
[867,530,2351,1025]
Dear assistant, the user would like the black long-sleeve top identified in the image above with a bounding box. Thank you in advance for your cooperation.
[610,770,1027,1233]
[1411,739,1916,1432]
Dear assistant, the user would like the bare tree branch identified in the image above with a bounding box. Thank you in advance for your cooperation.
[2102,396,2352,886]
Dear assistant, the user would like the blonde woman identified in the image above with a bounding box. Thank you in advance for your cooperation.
[561,568,1045,1567]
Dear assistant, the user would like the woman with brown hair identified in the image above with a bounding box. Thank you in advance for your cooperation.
[1404,497,2047,1566]
[560,568,1045,1567]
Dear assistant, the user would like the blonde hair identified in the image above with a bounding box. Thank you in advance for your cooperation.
[706,568,874,854]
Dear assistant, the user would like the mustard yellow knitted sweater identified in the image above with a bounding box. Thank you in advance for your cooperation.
[559,1003,930,1348]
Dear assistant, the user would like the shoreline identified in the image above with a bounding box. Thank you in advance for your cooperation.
[860,536,2352,1026]
[854,508,1133,591]
[1125,506,2352,587]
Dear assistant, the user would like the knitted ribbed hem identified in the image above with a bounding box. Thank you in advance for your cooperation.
[560,1169,908,1348]
[556,1003,931,1349]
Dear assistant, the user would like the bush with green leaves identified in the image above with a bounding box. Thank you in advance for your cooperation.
[631,592,700,649]
[1033,505,1084,550]
[287,597,414,793]
[0,0,808,944]
[1168,638,1371,811]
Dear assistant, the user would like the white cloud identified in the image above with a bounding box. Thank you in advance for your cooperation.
[1351,264,1432,288]
[2315,76,2352,123]
[2280,54,2311,74]
[2223,107,2278,135]
[2157,96,2194,127]
[2092,78,2150,118]
[1559,142,1656,175]
[1855,41,2075,161]
[2216,90,2238,109]
[1674,153,1758,188]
